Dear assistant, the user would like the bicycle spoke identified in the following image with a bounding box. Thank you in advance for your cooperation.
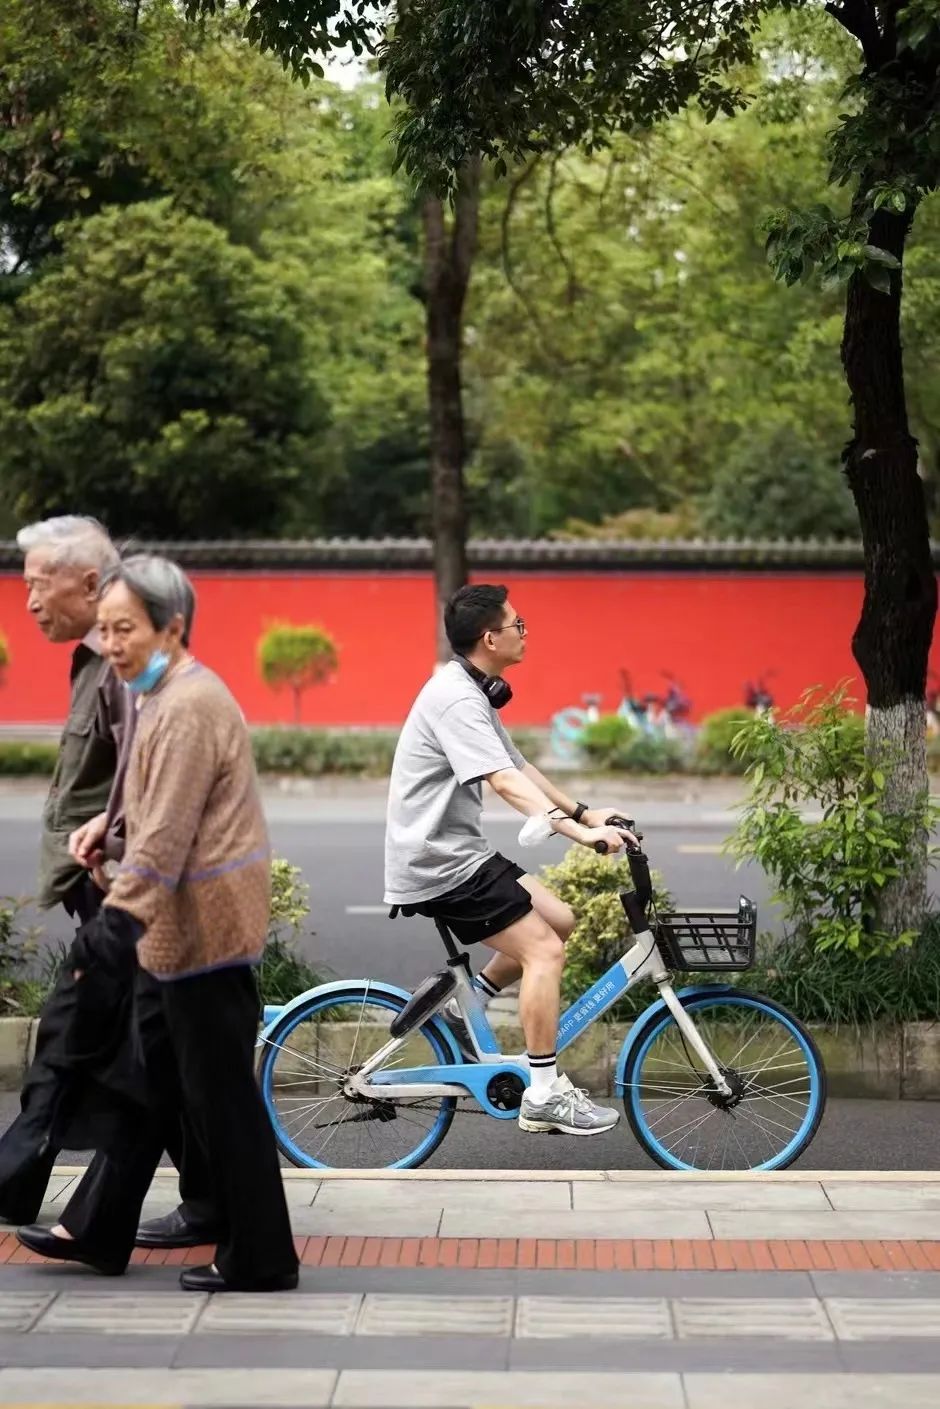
[262,992,456,1169]
[628,996,821,1170]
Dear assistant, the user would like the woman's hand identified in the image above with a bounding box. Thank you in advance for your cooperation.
[69,812,108,868]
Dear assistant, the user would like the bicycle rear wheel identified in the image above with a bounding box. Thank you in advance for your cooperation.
[622,990,826,1171]
[258,985,456,1170]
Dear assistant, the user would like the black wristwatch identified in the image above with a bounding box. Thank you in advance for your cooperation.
[571,801,589,823]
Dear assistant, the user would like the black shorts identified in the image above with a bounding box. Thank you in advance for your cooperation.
[413,853,533,945]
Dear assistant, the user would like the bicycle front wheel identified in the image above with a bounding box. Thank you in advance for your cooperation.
[622,990,826,1171]
[258,985,456,1171]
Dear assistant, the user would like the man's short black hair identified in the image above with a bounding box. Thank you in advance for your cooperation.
[444,584,509,655]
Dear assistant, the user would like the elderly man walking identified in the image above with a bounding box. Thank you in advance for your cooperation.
[0,519,217,1251]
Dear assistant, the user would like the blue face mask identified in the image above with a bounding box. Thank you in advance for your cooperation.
[127,649,171,695]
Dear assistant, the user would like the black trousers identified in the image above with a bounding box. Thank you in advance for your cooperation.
[62,965,297,1285]
[0,880,215,1228]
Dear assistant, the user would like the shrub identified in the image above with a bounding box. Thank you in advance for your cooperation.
[750,914,940,1026]
[579,714,685,773]
[728,686,935,958]
[0,897,40,1014]
[259,857,328,1004]
[258,623,339,724]
[0,741,58,775]
[694,708,754,774]
[252,728,397,777]
[579,714,636,763]
[539,843,673,1016]
[609,731,686,774]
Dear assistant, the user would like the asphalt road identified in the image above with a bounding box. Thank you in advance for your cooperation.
[1,1089,937,1172]
[0,783,775,988]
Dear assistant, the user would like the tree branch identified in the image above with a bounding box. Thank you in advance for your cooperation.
[545,150,580,303]
[500,156,548,339]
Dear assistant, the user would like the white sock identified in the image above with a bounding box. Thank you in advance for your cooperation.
[473,973,501,1009]
[449,973,500,1018]
[527,1054,558,1101]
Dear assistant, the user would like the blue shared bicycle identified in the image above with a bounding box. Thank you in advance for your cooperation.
[257,821,827,1172]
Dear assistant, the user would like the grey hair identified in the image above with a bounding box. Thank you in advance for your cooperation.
[16,516,120,574]
[99,554,196,648]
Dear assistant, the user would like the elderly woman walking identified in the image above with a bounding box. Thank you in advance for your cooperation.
[17,555,297,1293]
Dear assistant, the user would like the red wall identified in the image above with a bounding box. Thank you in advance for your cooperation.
[0,569,932,727]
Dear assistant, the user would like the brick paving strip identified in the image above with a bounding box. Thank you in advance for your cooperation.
[5,1231,940,1272]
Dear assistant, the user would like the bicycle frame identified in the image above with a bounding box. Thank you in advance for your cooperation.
[344,922,733,1109]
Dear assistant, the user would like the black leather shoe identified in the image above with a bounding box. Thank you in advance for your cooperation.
[16,1224,124,1276]
[179,1263,299,1293]
[135,1207,223,1249]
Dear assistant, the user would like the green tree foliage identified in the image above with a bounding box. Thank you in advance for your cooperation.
[2,1,939,545]
[0,201,328,535]
[258,622,339,723]
[0,1,427,537]
[702,428,858,540]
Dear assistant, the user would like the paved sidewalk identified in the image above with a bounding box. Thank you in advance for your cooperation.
[1,1169,940,1405]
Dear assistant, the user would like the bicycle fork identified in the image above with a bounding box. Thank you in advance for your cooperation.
[651,977,733,1098]
[625,925,733,1099]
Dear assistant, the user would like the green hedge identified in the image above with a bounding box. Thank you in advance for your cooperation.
[251,729,398,776]
[1,717,936,779]
[0,733,400,778]
[0,742,58,775]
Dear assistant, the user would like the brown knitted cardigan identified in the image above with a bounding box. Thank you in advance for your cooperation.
[104,662,270,979]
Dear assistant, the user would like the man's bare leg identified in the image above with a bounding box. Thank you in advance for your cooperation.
[475,874,575,997]
[482,888,620,1134]
[483,910,566,1059]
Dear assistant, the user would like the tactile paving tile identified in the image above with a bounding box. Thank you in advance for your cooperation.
[357,1293,514,1337]
[515,1296,673,1339]
[196,1293,361,1335]
[825,1298,940,1340]
[0,1292,55,1332]
[674,1298,834,1341]
[33,1290,206,1335]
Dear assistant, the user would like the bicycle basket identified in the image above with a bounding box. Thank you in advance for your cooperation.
[654,898,757,971]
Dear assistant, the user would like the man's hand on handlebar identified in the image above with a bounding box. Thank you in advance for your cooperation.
[582,820,640,854]
[582,825,629,854]
[580,806,631,832]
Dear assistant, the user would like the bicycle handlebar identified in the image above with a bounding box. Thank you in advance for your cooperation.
[593,815,643,855]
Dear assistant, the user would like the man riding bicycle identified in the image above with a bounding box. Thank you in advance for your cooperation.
[384,584,637,1136]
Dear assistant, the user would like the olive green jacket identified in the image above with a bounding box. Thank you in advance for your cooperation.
[38,637,128,909]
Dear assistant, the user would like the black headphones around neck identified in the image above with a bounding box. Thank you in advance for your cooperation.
[456,656,513,710]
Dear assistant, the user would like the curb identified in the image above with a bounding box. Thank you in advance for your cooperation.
[48,1165,940,1182]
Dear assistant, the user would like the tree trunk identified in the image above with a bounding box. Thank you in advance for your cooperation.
[423,157,481,662]
[842,203,937,934]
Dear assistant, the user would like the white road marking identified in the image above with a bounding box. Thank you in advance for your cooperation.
[345,905,389,915]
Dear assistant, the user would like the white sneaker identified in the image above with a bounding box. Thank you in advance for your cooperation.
[518,1074,620,1135]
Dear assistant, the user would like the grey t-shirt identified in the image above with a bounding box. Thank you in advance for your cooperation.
[384,660,526,905]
